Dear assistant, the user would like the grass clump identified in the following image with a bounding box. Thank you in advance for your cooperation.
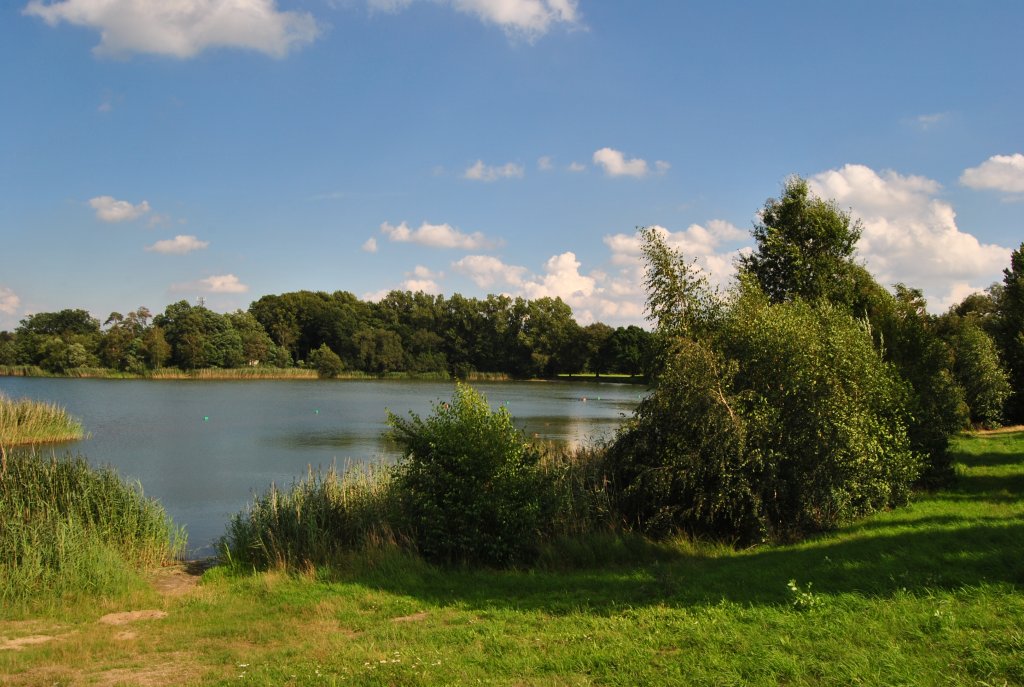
[0,393,84,446]
[222,462,397,570]
[0,449,186,608]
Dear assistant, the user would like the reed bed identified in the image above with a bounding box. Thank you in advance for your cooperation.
[0,393,84,446]
[222,462,399,570]
[0,449,186,606]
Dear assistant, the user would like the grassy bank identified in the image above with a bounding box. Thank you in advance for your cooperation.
[2,430,1022,685]
[0,394,84,446]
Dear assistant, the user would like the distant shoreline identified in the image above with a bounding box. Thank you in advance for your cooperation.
[0,365,646,384]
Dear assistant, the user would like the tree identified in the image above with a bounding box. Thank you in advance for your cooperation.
[947,320,1011,427]
[996,242,1024,422]
[607,219,919,542]
[739,176,862,304]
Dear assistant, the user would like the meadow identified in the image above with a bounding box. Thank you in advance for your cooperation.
[1,429,1021,686]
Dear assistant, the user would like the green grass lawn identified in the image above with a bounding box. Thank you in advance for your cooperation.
[2,431,1023,686]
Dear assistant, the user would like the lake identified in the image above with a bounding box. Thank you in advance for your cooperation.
[0,377,641,555]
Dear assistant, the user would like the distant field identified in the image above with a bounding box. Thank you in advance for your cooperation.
[2,430,1022,686]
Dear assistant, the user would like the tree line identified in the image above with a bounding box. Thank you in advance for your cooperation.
[0,292,652,380]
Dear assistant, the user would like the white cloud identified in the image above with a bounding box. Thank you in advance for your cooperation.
[402,278,442,294]
[0,287,21,315]
[567,161,586,173]
[380,221,494,249]
[173,273,249,294]
[537,156,553,171]
[24,0,319,59]
[592,148,667,178]
[809,163,1012,310]
[446,0,578,37]
[453,255,527,288]
[89,195,151,222]
[145,235,209,255]
[463,159,525,182]
[411,265,442,279]
[362,237,379,253]
[960,153,1024,195]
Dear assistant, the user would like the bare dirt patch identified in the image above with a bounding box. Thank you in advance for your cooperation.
[98,610,168,625]
[148,558,215,598]
[0,634,57,651]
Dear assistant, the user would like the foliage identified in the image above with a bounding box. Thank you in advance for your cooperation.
[739,176,863,304]
[946,319,1011,427]
[308,343,344,378]
[608,228,920,542]
[0,449,185,605]
[389,384,546,566]
[996,242,1024,422]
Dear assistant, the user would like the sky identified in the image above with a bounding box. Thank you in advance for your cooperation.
[1,0,1022,331]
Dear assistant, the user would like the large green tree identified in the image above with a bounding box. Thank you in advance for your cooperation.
[997,242,1024,422]
[739,176,862,305]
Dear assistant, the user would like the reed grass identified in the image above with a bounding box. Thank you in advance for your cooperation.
[0,449,186,607]
[222,462,400,570]
[0,393,84,447]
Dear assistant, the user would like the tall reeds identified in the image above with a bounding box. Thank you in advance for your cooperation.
[0,393,84,447]
[0,449,186,606]
[222,462,398,570]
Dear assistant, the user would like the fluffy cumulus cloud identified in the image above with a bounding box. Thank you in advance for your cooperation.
[145,235,209,255]
[362,237,378,253]
[960,153,1024,195]
[24,0,319,59]
[808,163,1012,310]
[0,287,21,315]
[453,255,527,288]
[592,148,668,178]
[402,265,444,293]
[89,195,151,222]
[173,273,249,294]
[463,160,525,182]
[380,221,494,249]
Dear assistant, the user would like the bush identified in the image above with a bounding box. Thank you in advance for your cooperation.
[309,343,344,378]
[389,383,545,566]
[609,290,921,542]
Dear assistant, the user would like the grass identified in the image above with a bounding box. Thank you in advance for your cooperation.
[0,393,84,447]
[2,429,1023,685]
[0,449,186,611]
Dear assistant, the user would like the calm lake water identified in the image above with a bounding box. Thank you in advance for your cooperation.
[0,377,641,554]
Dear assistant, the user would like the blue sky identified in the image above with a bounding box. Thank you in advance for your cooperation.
[2,0,1022,330]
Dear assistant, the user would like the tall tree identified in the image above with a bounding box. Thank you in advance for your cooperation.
[997,242,1024,422]
[739,176,862,305]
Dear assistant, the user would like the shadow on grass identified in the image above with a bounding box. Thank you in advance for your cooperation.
[331,517,1024,616]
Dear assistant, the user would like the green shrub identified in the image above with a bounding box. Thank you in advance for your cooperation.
[309,343,344,379]
[609,289,921,543]
[389,383,545,566]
